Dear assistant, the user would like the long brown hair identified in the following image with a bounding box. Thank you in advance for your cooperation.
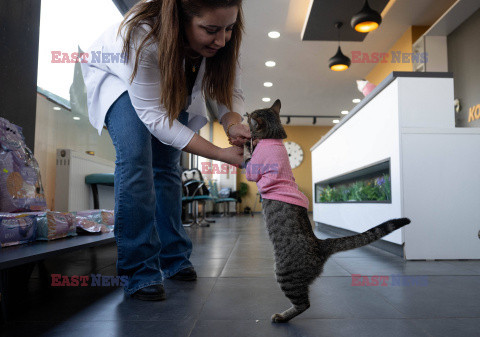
[118,0,244,127]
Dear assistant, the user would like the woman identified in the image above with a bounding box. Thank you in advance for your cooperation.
[81,0,249,300]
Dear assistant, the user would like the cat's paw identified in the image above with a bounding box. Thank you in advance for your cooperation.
[271,313,289,323]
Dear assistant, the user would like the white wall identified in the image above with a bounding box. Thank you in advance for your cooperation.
[34,93,115,210]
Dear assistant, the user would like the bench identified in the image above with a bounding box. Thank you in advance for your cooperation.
[0,233,115,323]
[85,173,114,209]
[0,175,116,324]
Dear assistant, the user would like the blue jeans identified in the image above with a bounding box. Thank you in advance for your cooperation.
[105,91,193,295]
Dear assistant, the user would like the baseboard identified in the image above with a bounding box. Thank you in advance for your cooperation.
[315,222,404,258]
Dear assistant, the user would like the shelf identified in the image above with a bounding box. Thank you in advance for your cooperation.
[0,233,115,270]
[424,0,480,37]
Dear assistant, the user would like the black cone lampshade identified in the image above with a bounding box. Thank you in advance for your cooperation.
[329,46,351,71]
[351,0,382,33]
[328,22,351,71]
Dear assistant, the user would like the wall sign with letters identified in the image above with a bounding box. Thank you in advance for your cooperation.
[468,104,480,123]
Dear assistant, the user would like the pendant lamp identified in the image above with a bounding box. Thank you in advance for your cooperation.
[328,22,351,72]
[351,0,382,33]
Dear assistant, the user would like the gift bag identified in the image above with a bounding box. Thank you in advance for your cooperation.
[36,211,77,241]
[0,212,38,247]
[0,117,47,212]
[75,209,114,232]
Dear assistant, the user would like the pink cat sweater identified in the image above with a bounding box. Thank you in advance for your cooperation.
[245,139,309,209]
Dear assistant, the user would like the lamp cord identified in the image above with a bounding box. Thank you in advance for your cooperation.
[338,26,340,46]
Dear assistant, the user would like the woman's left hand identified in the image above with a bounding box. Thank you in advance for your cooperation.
[228,123,251,147]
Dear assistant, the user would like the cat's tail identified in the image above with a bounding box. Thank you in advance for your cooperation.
[323,218,411,255]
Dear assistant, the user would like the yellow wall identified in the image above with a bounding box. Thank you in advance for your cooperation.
[209,122,331,212]
[366,26,429,85]
[412,26,429,44]
[212,121,229,147]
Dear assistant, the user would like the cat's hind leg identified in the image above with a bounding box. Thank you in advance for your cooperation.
[272,285,310,323]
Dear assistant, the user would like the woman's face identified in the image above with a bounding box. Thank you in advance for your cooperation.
[184,6,238,58]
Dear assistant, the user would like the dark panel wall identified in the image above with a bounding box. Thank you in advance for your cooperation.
[0,0,41,151]
[448,8,480,128]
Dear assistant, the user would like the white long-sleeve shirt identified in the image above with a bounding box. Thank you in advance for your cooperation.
[80,21,245,150]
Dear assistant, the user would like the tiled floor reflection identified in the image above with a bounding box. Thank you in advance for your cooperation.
[2,214,480,337]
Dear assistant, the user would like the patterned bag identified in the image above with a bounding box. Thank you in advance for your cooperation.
[0,212,38,247]
[75,209,114,232]
[0,117,47,212]
[36,211,77,241]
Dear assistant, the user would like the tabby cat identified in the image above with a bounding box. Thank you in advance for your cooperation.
[244,99,411,323]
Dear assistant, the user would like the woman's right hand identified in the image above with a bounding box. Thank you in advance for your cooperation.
[219,146,244,166]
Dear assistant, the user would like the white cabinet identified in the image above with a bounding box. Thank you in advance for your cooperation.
[311,73,480,260]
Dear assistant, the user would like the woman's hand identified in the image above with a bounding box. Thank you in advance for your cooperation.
[182,133,245,166]
[218,145,244,166]
[228,123,251,147]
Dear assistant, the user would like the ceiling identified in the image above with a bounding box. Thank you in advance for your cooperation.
[240,0,458,126]
[115,0,458,126]
[302,0,389,41]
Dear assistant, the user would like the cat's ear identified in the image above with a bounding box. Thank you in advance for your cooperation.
[271,99,281,115]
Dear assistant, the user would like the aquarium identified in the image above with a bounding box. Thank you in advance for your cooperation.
[315,159,391,203]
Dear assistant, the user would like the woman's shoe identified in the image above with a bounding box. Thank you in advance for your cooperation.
[131,284,166,301]
[170,267,197,281]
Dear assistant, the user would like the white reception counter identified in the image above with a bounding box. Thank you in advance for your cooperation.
[311,72,480,260]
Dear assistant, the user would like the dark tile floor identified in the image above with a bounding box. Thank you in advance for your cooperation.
[2,214,480,336]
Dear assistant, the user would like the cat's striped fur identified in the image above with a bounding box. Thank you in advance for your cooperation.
[246,99,411,323]
[262,199,410,323]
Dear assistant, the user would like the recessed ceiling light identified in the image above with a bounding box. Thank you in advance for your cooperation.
[73,117,80,120]
[53,107,61,111]
[264,82,273,87]
[268,31,280,39]
[262,97,271,102]
[265,61,276,67]
[341,110,349,115]
[333,119,340,124]
[353,98,361,103]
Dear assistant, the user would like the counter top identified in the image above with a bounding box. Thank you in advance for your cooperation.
[310,71,453,152]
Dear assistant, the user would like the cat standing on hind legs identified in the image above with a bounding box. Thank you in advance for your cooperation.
[244,99,411,323]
